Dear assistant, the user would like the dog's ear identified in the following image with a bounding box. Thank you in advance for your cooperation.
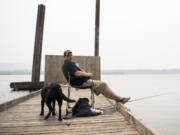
[79,98,85,104]
[83,98,89,102]
[77,98,82,103]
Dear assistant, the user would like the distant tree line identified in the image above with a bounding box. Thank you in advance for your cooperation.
[0,69,180,75]
[101,69,180,75]
[0,70,44,75]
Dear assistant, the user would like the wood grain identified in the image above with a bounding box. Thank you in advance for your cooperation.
[0,87,160,135]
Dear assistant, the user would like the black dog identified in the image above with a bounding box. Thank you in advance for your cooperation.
[72,98,92,117]
[40,83,75,121]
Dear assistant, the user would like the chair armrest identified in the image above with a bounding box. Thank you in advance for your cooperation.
[72,85,92,89]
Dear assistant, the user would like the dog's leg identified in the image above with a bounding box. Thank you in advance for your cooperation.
[40,98,45,116]
[52,100,56,115]
[57,99,63,121]
[44,101,52,120]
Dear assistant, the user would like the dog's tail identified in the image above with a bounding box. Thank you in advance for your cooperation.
[62,93,76,102]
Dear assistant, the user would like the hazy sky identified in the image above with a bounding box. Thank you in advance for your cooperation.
[0,0,180,70]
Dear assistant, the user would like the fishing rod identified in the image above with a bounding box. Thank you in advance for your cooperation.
[127,93,169,103]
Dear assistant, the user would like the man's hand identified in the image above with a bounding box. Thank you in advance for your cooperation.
[74,71,93,78]
[86,73,93,78]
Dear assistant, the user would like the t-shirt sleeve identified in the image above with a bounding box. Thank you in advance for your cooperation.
[68,62,79,75]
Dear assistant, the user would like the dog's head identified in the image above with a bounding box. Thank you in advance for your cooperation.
[77,98,89,105]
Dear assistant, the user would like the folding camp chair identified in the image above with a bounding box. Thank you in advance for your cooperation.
[65,73,95,115]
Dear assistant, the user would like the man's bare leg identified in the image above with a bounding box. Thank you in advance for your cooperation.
[101,84,122,100]
[101,83,130,103]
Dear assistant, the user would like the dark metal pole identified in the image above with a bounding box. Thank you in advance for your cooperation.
[94,0,100,56]
[32,4,45,82]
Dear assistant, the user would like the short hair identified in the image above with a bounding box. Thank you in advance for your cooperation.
[63,50,72,57]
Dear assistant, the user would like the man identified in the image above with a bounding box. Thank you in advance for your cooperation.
[62,50,130,104]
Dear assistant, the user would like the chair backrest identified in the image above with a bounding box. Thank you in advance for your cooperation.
[45,55,101,84]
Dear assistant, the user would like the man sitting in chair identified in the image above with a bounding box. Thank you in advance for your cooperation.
[62,50,130,104]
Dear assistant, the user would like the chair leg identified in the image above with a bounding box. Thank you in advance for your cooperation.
[67,86,71,108]
[91,80,95,108]
[92,91,94,108]
[91,88,94,108]
[66,86,71,116]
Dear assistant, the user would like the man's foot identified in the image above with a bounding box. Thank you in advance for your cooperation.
[116,97,131,104]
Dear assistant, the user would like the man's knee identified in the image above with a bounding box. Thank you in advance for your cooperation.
[92,80,107,95]
[100,81,107,89]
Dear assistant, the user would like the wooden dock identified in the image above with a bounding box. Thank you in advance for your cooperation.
[0,87,161,135]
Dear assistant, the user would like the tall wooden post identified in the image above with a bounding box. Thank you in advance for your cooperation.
[94,0,100,56]
[32,4,45,82]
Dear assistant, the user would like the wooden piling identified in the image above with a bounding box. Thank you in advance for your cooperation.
[94,0,100,56]
[32,4,45,82]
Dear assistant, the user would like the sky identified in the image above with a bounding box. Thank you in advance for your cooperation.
[0,0,180,70]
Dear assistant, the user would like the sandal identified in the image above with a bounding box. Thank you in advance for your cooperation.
[116,97,131,104]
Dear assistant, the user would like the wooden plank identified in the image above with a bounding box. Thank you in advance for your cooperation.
[0,125,136,133]
[0,128,138,135]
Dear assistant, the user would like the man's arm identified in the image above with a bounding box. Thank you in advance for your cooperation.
[74,71,93,78]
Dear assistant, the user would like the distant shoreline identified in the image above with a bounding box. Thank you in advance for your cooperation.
[101,69,180,75]
[0,70,44,75]
[1,69,180,75]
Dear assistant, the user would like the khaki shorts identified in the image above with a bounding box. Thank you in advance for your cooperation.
[81,79,106,96]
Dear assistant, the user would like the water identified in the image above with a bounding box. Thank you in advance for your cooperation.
[102,74,180,135]
[0,74,180,135]
[0,75,44,104]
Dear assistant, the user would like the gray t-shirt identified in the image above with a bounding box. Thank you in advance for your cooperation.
[62,60,90,86]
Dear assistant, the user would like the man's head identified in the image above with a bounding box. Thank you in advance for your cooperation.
[63,50,72,61]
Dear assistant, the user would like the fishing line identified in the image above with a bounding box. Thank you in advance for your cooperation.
[127,93,170,103]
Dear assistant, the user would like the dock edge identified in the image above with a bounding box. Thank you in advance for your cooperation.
[107,99,162,135]
[0,90,41,112]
